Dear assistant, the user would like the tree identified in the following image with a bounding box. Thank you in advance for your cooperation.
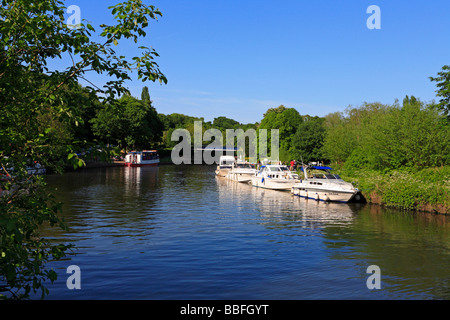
[141,86,151,104]
[323,99,449,171]
[0,0,166,299]
[259,106,303,161]
[292,117,326,163]
[158,113,206,148]
[212,116,240,131]
[92,94,163,149]
[430,65,450,119]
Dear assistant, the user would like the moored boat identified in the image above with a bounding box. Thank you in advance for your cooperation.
[124,150,159,167]
[291,164,358,202]
[226,160,257,183]
[215,155,235,177]
[251,163,299,190]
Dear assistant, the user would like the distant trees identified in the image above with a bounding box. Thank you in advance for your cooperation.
[158,113,205,148]
[155,86,449,171]
[322,97,450,171]
[91,91,163,149]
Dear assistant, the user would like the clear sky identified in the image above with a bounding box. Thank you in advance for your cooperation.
[64,0,450,124]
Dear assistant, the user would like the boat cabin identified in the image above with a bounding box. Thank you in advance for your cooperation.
[301,166,342,180]
[260,165,298,179]
[125,150,159,166]
[218,155,235,168]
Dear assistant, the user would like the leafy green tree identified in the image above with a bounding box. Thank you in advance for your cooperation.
[373,97,449,169]
[259,105,303,161]
[323,103,388,165]
[92,94,163,149]
[0,0,166,299]
[141,86,151,104]
[212,116,240,131]
[158,113,205,148]
[59,83,103,142]
[430,65,450,119]
[324,98,449,171]
[292,116,326,163]
[322,112,348,164]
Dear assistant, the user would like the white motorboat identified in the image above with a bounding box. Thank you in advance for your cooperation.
[291,164,358,203]
[251,163,299,191]
[215,155,235,177]
[226,160,257,183]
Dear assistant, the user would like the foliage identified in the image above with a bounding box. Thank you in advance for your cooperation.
[212,116,241,131]
[258,105,303,161]
[141,86,151,104]
[158,113,258,149]
[0,175,72,299]
[0,0,166,299]
[429,65,450,119]
[323,98,449,170]
[159,113,205,148]
[91,93,163,149]
[337,166,449,213]
[292,116,326,163]
[321,111,352,164]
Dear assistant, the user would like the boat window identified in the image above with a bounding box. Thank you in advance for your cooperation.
[279,166,289,171]
[142,152,157,160]
[237,163,254,168]
[325,174,336,179]
[269,167,279,172]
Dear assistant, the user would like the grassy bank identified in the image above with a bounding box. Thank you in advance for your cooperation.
[334,165,450,214]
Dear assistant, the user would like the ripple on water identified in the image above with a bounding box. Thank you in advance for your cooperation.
[42,166,450,300]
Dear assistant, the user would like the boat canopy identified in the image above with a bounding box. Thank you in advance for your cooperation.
[300,165,333,172]
[311,166,333,170]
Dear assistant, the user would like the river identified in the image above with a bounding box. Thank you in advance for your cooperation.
[40,164,449,300]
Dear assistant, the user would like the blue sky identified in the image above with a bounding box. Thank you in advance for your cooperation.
[65,0,450,124]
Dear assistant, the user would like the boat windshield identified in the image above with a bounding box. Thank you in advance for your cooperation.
[279,166,290,171]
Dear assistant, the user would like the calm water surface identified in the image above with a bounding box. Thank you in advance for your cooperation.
[41,165,449,300]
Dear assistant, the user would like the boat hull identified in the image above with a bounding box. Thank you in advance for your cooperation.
[291,186,357,203]
[215,168,231,177]
[227,172,254,183]
[125,161,159,167]
[226,168,257,183]
[252,177,296,191]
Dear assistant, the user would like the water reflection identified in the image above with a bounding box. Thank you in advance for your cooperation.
[123,166,159,197]
[41,165,450,300]
[215,174,450,299]
[44,167,161,247]
[216,175,358,227]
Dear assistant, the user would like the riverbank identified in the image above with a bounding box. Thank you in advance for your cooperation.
[334,165,450,214]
